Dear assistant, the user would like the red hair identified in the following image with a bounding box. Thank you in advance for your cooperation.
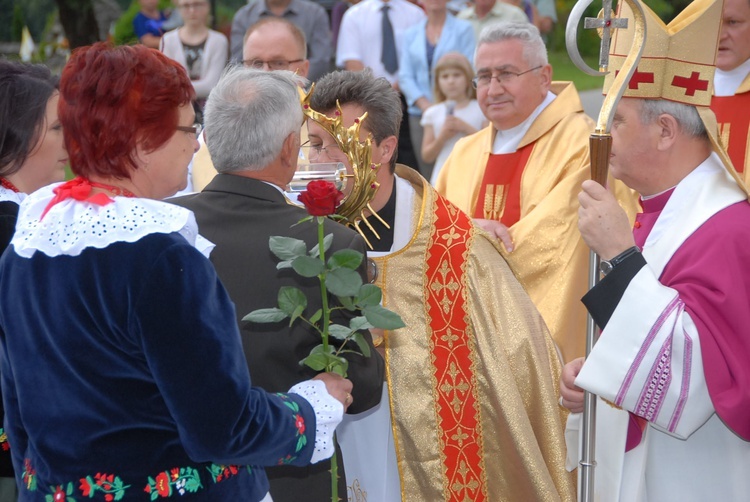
[59,42,195,179]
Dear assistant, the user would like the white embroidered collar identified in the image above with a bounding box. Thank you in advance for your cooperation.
[0,185,26,205]
[11,183,214,258]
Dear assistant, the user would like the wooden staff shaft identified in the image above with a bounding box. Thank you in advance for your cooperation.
[580,132,612,502]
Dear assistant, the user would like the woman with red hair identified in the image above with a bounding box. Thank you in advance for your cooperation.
[0,43,352,501]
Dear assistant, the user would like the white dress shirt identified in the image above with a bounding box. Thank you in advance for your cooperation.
[336,0,426,83]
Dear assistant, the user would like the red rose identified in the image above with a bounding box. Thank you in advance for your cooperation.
[298,180,344,216]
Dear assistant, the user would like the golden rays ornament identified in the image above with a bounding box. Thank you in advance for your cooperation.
[299,86,390,250]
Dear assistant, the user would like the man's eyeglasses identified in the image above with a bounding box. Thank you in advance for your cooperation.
[301,141,344,161]
[176,123,203,139]
[243,59,304,71]
[471,66,543,88]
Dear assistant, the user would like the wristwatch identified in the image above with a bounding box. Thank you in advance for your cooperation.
[600,246,640,276]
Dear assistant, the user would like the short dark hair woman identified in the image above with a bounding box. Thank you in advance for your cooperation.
[0,43,352,502]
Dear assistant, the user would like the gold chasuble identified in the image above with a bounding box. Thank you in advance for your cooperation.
[435,82,639,362]
[712,75,750,179]
[376,166,574,501]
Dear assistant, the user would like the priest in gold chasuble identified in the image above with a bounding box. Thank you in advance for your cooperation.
[435,23,638,363]
[304,69,575,502]
[711,0,750,179]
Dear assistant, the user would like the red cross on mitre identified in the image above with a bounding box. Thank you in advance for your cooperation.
[615,68,655,89]
[671,71,709,96]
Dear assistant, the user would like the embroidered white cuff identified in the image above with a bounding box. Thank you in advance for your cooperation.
[289,379,344,464]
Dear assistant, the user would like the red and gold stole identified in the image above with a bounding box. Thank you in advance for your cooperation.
[712,93,750,174]
[472,143,534,226]
[425,193,486,501]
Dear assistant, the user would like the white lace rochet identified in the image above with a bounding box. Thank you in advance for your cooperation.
[11,183,214,258]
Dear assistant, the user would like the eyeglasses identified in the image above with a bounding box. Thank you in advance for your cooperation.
[471,66,543,88]
[178,2,208,9]
[176,123,203,138]
[300,142,344,161]
[242,59,304,71]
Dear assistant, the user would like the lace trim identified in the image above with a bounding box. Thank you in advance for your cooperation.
[11,183,214,258]
[289,379,344,464]
[0,185,25,205]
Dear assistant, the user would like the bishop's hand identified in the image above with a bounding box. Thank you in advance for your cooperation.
[577,180,635,260]
[560,357,585,413]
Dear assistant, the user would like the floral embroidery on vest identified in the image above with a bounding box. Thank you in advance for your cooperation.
[206,464,243,483]
[275,393,308,462]
[45,482,76,501]
[23,458,37,491]
[79,473,130,500]
[20,459,252,500]
[0,427,9,451]
[144,467,202,499]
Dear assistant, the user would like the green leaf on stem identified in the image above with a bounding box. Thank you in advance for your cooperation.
[276,260,293,270]
[290,304,306,326]
[328,324,352,340]
[301,352,330,371]
[327,268,362,297]
[328,249,364,270]
[351,332,372,358]
[363,304,406,330]
[309,309,322,324]
[278,286,307,316]
[330,357,349,377]
[301,345,348,375]
[242,308,288,323]
[310,234,334,258]
[350,316,374,332]
[310,344,335,355]
[339,296,357,311]
[293,215,315,226]
[292,255,325,277]
[270,236,307,261]
[355,284,382,307]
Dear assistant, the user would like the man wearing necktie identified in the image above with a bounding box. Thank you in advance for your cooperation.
[336,0,426,169]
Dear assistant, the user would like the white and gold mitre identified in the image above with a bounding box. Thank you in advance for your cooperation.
[604,0,722,106]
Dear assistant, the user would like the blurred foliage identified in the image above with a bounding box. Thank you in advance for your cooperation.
[12,4,24,41]
[549,49,604,90]
[113,0,173,45]
[550,0,675,57]
[113,0,237,45]
[0,0,57,41]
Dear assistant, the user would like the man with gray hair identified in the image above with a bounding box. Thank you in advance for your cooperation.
[306,68,574,501]
[435,22,637,364]
[190,17,312,192]
[172,67,384,502]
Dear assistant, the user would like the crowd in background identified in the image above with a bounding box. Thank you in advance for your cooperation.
[136,0,557,181]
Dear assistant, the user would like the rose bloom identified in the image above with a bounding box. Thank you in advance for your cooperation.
[298,180,344,216]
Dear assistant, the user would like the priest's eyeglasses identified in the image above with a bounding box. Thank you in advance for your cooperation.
[176,123,203,139]
[243,59,304,70]
[472,66,543,88]
[301,141,345,161]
